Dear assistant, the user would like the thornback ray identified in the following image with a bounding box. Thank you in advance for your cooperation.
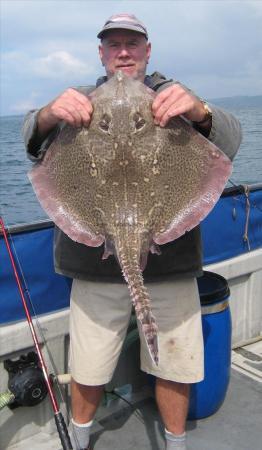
[28,71,232,365]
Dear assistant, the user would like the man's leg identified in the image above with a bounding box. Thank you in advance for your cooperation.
[69,279,133,449]
[70,379,104,449]
[71,379,104,423]
[139,278,204,449]
[155,378,189,434]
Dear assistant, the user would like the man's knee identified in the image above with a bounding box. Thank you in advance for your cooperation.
[156,377,190,392]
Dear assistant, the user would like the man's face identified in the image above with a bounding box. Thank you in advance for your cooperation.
[99,30,151,81]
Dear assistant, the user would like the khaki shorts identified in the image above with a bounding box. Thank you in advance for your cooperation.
[69,277,204,385]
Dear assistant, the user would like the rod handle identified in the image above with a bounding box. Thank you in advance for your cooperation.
[55,412,73,450]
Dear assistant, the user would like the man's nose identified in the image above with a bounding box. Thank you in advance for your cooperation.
[118,46,129,57]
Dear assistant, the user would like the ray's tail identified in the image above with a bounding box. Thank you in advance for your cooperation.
[114,233,159,365]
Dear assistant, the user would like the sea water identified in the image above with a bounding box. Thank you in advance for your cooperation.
[0,107,261,226]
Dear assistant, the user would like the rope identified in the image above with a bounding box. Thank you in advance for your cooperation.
[243,185,251,251]
[228,179,262,213]
[0,390,15,410]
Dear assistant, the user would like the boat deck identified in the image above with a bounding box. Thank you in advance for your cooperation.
[8,362,262,450]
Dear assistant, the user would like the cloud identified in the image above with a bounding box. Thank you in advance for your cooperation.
[11,91,41,114]
[3,50,96,80]
[1,0,261,115]
[34,51,94,78]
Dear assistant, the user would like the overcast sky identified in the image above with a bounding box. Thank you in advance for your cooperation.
[1,0,262,116]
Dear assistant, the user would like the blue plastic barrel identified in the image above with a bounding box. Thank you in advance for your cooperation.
[188,271,231,420]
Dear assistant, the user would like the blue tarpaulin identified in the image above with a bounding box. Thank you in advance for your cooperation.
[0,224,72,324]
[1,187,261,324]
[201,187,262,264]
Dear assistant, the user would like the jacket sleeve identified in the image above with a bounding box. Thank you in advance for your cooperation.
[22,109,60,162]
[202,104,241,161]
[22,86,96,162]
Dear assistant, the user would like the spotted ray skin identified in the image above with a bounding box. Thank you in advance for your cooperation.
[29,71,232,365]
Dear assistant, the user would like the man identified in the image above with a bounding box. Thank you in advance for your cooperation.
[23,14,242,450]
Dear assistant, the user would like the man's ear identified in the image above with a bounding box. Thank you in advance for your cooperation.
[98,44,105,66]
[146,42,152,64]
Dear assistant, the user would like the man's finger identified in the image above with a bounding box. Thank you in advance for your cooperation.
[153,94,179,124]
[54,99,92,128]
[152,84,181,112]
[159,99,194,127]
[55,107,79,127]
[55,103,84,127]
[73,90,94,114]
[72,100,93,127]
[64,88,93,115]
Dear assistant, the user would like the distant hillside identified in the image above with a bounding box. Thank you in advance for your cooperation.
[208,95,262,108]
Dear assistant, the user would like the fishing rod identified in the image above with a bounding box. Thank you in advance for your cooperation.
[0,216,73,450]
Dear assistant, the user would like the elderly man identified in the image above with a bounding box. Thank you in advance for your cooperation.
[23,13,241,450]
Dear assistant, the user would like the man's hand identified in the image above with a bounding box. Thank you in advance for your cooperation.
[152,84,209,127]
[37,88,93,137]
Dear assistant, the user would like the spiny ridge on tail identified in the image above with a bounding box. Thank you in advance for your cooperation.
[114,233,159,365]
